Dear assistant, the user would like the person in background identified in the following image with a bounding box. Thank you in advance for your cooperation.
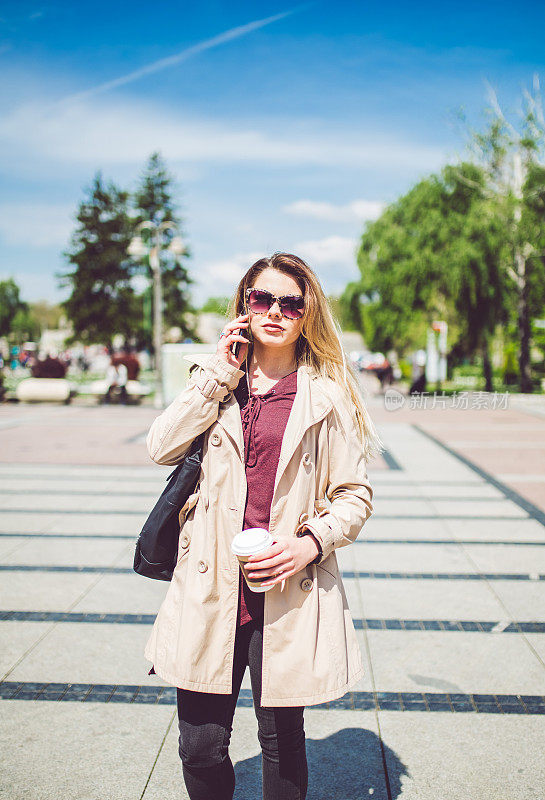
[103,356,128,404]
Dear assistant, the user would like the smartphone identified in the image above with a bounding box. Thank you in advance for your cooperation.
[231,332,241,359]
[231,317,249,359]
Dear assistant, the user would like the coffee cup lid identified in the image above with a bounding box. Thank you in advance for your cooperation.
[231,527,273,556]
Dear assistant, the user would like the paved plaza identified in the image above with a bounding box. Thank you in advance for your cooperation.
[1,387,545,799]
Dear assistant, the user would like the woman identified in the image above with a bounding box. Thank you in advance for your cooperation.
[145,252,384,800]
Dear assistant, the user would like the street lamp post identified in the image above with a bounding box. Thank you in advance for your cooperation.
[128,221,185,409]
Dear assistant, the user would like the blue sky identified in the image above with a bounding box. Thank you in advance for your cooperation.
[1,0,544,306]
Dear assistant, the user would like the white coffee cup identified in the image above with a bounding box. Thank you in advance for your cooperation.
[231,527,274,593]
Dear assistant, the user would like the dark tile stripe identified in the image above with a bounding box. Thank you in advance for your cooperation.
[0,473,161,483]
[381,449,403,471]
[1,565,543,580]
[346,571,545,581]
[2,610,543,632]
[0,565,132,574]
[1,681,543,713]
[375,496,512,502]
[2,509,530,521]
[2,533,544,547]
[0,533,135,540]
[413,424,545,529]
[371,515,529,521]
[358,539,545,546]
[2,509,145,516]
[0,489,159,497]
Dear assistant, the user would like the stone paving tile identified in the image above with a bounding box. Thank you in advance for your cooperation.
[443,516,545,542]
[6,622,163,686]
[357,578,507,620]
[71,573,169,614]
[0,513,57,534]
[461,544,545,573]
[0,621,52,678]
[366,630,545,694]
[489,581,545,621]
[378,710,545,799]
[370,498,435,517]
[353,517,449,541]
[0,478,165,494]
[0,537,28,560]
[2,493,156,513]
[428,498,530,519]
[40,513,147,535]
[1,538,131,567]
[0,572,100,611]
[403,481,504,499]
[0,463,167,478]
[0,700,175,800]
[346,542,474,573]
[360,515,545,543]
[525,634,545,664]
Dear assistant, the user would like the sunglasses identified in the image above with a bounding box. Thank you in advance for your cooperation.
[245,287,305,320]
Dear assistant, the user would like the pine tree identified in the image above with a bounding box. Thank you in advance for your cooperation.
[59,173,136,347]
[132,152,197,347]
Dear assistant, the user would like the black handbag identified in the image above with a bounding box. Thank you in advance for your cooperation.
[133,432,205,581]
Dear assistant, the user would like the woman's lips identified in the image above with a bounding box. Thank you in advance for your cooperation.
[263,324,284,331]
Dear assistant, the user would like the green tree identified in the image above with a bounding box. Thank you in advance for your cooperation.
[0,278,27,338]
[10,307,40,343]
[200,296,231,316]
[29,301,64,332]
[354,162,508,390]
[131,152,197,348]
[59,173,136,347]
[460,81,545,391]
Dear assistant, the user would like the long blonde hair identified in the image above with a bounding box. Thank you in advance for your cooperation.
[226,252,385,463]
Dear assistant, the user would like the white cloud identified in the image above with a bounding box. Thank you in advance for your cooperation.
[283,199,385,223]
[199,250,265,293]
[0,95,446,174]
[292,236,360,293]
[192,241,360,303]
[0,203,74,247]
[294,235,358,266]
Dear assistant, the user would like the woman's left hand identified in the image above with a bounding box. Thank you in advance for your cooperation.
[244,533,320,588]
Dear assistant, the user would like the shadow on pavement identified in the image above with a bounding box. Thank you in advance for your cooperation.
[234,727,408,799]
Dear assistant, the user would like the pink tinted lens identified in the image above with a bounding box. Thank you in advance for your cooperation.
[282,296,304,319]
[248,290,271,313]
[248,289,304,319]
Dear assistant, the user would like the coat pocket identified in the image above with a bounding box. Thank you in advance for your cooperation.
[178,489,200,527]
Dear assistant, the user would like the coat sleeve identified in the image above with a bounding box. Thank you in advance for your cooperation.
[294,399,374,562]
[146,353,245,465]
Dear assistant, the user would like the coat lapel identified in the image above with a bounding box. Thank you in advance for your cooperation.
[273,365,333,497]
[184,352,335,489]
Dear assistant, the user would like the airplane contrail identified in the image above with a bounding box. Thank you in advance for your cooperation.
[57,5,312,106]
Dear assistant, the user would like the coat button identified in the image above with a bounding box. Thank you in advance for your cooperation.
[300,577,313,592]
[180,536,190,549]
[210,432,222,446]
[302,452,312,465]
[197,560,208,573]
[298,512,309,524]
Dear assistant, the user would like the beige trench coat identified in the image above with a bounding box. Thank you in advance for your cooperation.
[144,351,374,706]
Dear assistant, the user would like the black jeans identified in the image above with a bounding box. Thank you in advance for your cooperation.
[176,617,308,800]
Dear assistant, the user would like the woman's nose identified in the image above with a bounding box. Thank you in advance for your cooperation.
[268,301,282,316]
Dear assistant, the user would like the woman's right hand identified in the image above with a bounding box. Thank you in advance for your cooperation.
[216,313,250,370]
